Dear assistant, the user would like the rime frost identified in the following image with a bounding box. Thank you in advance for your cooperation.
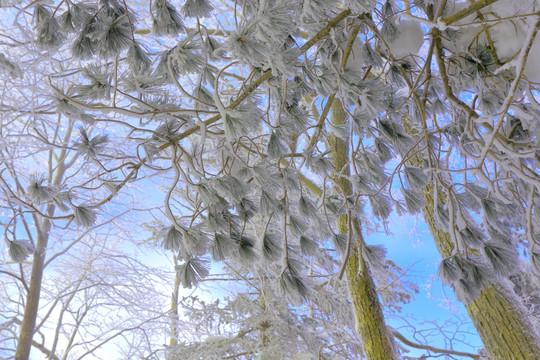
[2,0,540,358]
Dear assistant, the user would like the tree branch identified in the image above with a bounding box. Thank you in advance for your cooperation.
[96,9,352,207]
[391,328,480,359]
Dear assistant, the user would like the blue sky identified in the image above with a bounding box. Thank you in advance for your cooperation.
[374,211,484,358]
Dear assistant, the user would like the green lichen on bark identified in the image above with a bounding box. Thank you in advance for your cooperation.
[330,99,398,360]
[402,116,540,359]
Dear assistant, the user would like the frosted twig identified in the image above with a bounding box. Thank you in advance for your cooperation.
[477,15,540,166]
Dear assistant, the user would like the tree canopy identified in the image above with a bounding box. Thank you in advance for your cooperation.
[1,0,540,359]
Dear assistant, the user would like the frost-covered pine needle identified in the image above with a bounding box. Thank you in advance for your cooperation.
[164,225,182,251]
[261,233,282,262]
[176,257,210,288]
[27,176,57,204]
[182,0,214,18]
[7,240,35,263]
[211,233,235,261]
[74,128,109,158]
[482,242,519,277]
[73,205,97,228]
[152,0,184,36]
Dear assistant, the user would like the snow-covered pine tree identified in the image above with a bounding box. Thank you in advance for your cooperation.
[401,2,540,358]
[2,0,540,359]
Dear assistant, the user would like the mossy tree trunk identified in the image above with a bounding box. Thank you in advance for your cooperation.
[420,182,540,360]
[330,99,398,360]
[403,114,540,359]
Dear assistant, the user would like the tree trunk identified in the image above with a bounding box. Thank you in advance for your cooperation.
[421,183,540,359]
[15,145,67,360]
[15,219,51,360]
[342,224,398,360]
[406,4,540,356]
[169,255,181,347]
[330,99,398,360]
[402,113,540,359]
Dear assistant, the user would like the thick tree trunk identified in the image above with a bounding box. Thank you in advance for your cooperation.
[342,224,398,360]
[421,184,540,360]
[15,220,51,360]
[468,285,540,360]
[402,111,540,358]
[330,99,398,360]
[404,4,540,356]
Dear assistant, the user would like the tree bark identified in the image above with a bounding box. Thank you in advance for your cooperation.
[330,99,398,360]
[420,183,540,360]
[402,115,540,359]
[341,230,398,360]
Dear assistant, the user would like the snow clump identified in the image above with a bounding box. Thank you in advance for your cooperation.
[384,18,424,59]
